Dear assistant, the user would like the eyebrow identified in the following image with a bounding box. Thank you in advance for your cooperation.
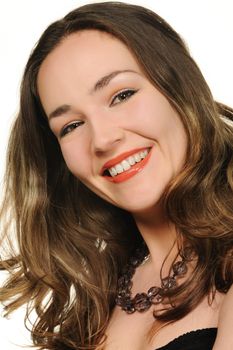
[91,69,137,93]
[48,104,71,120]
[48,69,137,120]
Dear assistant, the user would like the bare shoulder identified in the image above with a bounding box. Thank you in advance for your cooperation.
[213,285,233,350]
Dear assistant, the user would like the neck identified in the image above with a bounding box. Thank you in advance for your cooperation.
[132,204,178,272]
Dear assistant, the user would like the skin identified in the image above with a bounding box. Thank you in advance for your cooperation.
[212,285,233,350]
[37,30,229,349]
[38,29,187,264]
[38,30,187,213]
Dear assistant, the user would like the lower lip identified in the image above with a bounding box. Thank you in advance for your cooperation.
[103,148,152,183]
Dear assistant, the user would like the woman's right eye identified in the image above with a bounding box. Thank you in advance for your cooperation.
[60,121,84,137]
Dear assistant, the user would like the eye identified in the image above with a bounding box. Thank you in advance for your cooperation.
[60,121,84,137]
[110,89,138,106]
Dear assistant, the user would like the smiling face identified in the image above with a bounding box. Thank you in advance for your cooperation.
[37,30,187,215]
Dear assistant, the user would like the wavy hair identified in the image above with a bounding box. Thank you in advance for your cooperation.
[1,2,233,349]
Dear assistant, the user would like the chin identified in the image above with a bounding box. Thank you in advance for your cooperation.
[116,194,165,217]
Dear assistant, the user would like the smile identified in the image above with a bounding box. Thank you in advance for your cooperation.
[102,147,152,183]
[108,149,149,176]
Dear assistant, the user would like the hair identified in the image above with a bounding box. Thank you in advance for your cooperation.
[1,2,233,349]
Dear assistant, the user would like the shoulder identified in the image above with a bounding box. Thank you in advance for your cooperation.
[212,285,233,350]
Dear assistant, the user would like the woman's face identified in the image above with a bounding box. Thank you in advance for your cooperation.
[38,30,187,215]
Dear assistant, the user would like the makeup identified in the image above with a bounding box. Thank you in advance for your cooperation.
[102,147,152,183]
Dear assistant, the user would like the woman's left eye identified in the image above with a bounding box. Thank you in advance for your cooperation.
[110,89,138,106]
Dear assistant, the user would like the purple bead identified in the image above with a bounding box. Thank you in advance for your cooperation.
[172,261,187,276]
[147,286,160,300]
[115,295,125,306]
[122,299,135,314]
[152,293,163,304]
[182,246,195,261]
[161,276,177,290]
[134,293,151,312]
[118,276,126,287]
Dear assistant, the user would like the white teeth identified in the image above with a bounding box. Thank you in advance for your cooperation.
[115,164,124,173]
[107,148,150,177]
[109,167,118,177]
[128,156,136,166]
[139,151,145,159]
[140,150,148,159]
[134,153,141,162]
[121,160,131,171]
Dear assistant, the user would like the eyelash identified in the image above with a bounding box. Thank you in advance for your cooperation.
[110,89,137,106]
[60,89,137,137]
[60,121,84,137]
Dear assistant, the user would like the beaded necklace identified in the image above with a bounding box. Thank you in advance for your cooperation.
[115,244,194,315]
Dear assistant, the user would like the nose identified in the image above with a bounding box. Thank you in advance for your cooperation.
[89,116,124,155]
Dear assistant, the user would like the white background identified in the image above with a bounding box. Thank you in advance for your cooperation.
[0,0,232,349]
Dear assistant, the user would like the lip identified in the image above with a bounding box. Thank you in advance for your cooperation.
[102,147,152,183]
[101,147,150,174]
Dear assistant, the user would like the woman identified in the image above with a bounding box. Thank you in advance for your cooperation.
[1,2,233,349]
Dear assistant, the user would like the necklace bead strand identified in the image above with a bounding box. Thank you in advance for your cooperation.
[115,245,194,316]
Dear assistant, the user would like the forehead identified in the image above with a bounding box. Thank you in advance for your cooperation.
[37,30,142,106]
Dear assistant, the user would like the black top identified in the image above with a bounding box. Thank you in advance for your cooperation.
[155,328,217,350]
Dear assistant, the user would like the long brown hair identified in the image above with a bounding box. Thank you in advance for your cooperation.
[1,2,233,349]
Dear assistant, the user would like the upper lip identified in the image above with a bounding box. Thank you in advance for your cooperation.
[101,147,150,174]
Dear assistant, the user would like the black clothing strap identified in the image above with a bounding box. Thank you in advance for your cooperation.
[155,328,217,350]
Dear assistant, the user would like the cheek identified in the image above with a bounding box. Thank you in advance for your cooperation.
[125,92,172,137]
[170,136,187,177]
[121,100,158,140]
[132,97,187,171]
[60,142,88,178]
